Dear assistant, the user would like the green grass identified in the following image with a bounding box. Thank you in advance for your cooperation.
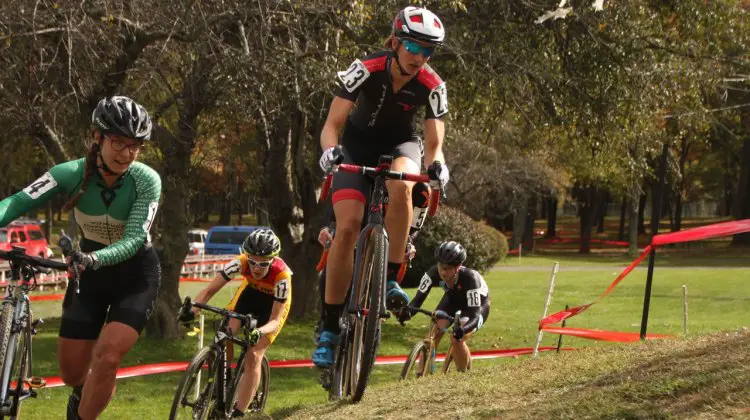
[19,256,750,419]
[297,330,750,419]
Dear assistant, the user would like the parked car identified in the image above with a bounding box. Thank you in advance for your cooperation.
[204,225,265,255]
[188,229,208,256]
[0,221,52,258]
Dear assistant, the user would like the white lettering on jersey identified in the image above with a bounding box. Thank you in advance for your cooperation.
[417,273,432,293]
[275,279,290,300]
[466,289,481,307]
[222,259,241,279]
[428,83,448,117]
[369,84,387,127]
[337,59,370,93]
[23,172,57,199]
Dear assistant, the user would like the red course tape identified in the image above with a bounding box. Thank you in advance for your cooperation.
[40,346,570,388]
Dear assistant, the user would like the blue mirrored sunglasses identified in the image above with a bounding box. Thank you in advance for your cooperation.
[399,38,436,58]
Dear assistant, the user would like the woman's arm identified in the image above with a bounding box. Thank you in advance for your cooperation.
[423,118,446,167]
[320,97,356,150]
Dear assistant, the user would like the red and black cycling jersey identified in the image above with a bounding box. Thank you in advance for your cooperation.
[335,50,448,145]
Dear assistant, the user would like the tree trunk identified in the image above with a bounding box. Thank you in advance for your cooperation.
[259,108,325,319]
[618,198,627,241]
[147,57,217,339]
[627,197,639,258]
[219,164,233,225]
[637,192,647,234]
[148,125,191,340]
[732,136,750,245]
[545,196,558,239]
[596,191,608,234]
[576,186,599,254]
[511,202,527,250]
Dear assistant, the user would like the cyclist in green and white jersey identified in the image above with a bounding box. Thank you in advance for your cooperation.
[0,96,161,420]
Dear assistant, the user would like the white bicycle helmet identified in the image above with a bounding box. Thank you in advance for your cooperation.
[392,6,445,46]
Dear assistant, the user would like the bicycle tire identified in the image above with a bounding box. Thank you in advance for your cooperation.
[351,229,386,402]
[8,329,30,420]
[329,322,351,401]
[251,356,270,413]
[400,341,429,380]
[442,342,454,374]
[169,346,217,420]
[0,303,15,379]
[228,354,270,414]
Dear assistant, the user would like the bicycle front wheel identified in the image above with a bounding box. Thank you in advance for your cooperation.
[351,229,386,402]
[169,346,218,420]
[442,342,454,374]
[7,328,30,420]
[400,341,429,380]
[249,357,270,413]
[0,303,15,379]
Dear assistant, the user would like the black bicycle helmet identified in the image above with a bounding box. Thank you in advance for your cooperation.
[91,95,152,141]
[242,229,281,257]
[435,241,467,266]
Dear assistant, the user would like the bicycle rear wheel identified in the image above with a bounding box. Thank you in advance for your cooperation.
[169,346,218,420]
[400,341,429,380]
[350,229,386,402]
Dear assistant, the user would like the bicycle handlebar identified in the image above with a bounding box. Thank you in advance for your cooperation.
[178,297,258,330]
[319,162,442,216]
[0,248,68,271]
[406,306,455,323]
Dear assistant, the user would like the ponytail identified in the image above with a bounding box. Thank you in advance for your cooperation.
[62,143,100,212]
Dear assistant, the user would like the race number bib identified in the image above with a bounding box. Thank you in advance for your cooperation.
[466,289,481,307]
[428,83,448,117]
[222,259,242,278]
[417,273,432,293]
[275,279,290,300]
[142,202,159,232]
[23,172,57,199]
[337,59,370,93]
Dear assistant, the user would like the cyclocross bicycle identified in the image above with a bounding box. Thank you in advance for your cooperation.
[0,235,74,419]
[400,308,463,380]
[319,151,441,402]
[170,297,269,419]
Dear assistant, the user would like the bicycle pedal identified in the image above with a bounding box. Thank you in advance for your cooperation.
[26,377,46,389]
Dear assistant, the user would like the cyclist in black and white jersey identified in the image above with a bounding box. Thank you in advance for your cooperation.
[314,6,451,369]
[399,241,491,372]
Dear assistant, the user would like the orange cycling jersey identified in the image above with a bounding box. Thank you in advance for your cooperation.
[220,255,292,303]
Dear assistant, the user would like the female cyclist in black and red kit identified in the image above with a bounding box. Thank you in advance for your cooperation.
[313,6,451,368]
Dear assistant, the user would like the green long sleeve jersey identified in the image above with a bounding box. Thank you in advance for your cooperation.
[0,158,161,267]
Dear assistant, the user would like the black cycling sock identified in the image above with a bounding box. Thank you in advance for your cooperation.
[72,385,83,398]
[231,407,245,418]
[387,262,401,282]
[322,302,344,334]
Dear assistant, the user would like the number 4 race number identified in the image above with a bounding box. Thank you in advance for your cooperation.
[23,172,57,200]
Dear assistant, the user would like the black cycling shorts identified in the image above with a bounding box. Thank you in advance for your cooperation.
[435,293,490,333]
[332,122,422,205]
[59,246,161,340]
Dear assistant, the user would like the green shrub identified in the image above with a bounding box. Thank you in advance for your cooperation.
[403,206,508,287]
